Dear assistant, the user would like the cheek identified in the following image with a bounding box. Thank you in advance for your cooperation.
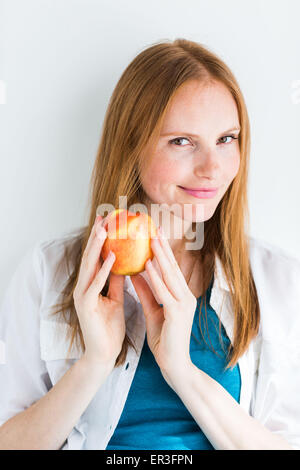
[141,158,182,193]
[223,151,240,182]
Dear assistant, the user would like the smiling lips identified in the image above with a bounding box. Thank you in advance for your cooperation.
[178,186,218,199]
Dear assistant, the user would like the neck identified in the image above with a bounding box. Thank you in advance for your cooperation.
[142,198,201,260]
[140,198,204,298]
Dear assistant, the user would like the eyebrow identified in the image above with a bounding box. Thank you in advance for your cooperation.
[161,127,241,137]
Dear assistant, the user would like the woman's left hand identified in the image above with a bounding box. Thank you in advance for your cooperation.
[130,227,197,380]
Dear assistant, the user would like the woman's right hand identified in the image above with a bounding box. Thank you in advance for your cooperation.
[73,215,126,367]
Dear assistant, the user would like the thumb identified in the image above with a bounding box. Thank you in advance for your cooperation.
[108,272,125,304]
[130,273,159,317]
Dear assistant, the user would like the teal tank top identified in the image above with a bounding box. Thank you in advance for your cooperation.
[106,276,241,450]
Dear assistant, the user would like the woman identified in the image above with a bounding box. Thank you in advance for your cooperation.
[0,38,299,450]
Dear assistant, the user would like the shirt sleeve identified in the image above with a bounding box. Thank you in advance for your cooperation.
[0,242,51,426]
[251,255,300,450]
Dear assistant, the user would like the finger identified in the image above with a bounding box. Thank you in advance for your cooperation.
[187,256,202,297]
[86,251,116,299]
[77,223,108,295]
[108,272,125,304]
[130,274,164,341]
[130,273,159,316]
[151,237,183,300]
[157,227,189,289]
[145,259,174,306]
[85,215,103,254]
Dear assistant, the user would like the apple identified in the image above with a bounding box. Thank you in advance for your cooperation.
[101,209,158,275]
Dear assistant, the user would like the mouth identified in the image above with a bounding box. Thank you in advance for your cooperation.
[178,186,218,199]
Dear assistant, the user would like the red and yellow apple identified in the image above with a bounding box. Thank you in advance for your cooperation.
[101,209,158,275]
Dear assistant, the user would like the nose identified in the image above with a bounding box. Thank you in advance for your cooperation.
[193,148,220,179]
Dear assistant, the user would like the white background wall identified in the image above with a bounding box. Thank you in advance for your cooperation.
[0,0,299,300]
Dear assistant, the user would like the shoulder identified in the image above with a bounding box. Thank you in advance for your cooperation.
[249,235,300,267]
[32,226,86,300]
[249,235,300,281]
[248,236,300,341]
[37,226,86,258]
[36,226,86,271]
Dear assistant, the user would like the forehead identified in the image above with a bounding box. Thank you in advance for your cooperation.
[160,79,240,135]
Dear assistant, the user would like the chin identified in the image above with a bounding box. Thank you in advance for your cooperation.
[181,202,216,223]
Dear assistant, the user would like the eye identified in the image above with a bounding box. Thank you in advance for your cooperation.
[218,135,239,145]
[169,137,190,146]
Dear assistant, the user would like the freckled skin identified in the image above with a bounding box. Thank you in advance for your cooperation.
[139,79,241,231]
[137,79,241,292]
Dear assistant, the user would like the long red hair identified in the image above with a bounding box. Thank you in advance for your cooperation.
[51,38,260,368]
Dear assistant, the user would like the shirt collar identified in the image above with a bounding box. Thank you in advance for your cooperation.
[214,254,231,292]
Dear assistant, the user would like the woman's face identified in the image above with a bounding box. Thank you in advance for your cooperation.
[139,79,241,229]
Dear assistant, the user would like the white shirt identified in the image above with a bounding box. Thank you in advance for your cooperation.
[0,227,300,450]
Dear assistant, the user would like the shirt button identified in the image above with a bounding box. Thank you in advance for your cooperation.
[125,362,129,370]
